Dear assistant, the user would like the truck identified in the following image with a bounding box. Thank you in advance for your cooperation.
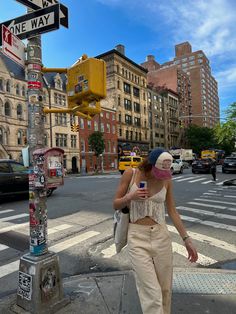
[169,148,194,163]
[201,149,225,164]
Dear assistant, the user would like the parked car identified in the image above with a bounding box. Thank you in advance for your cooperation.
[191,158,214,174]
[0,159,56,199]
[222,157,236,173]
[175,159,189,169]
[118,155,143,174]
[171,159,183,174]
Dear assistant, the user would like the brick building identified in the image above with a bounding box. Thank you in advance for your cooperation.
[78,107,117,173]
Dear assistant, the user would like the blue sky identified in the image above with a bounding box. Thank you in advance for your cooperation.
[1,0,236,119]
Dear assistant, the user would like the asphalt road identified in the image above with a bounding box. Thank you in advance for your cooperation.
[0,167,236,298]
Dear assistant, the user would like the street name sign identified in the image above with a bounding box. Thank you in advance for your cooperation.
[0,4,60,45]
[15,0,68,28]
[2,25,25,67]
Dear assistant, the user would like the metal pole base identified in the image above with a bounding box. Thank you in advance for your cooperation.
[16,252,69,314]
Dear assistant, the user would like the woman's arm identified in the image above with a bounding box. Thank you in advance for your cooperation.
[165,180,198,263]
[113,168,134,210]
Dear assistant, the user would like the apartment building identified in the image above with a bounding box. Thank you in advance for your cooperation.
[142,55,192,128]
[97,45,150,158]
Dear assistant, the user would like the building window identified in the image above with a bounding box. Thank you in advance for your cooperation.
[4,102,11,116]
[87,120,91,129]
[119,128,122,136]
[124,82,131,94]
[100,123,104,132]
[117,95,121,106]
[119,113,121,122]
[55,113,67,126]
[17,104,23,119]
[126,130,129,140]
[22,85,26,96]
[133,102,140,113]
[94,121,98,131]
[106,123,110,133]
[125,115,132,125]
[117,80,120,89]
[133,87,140,97]
[55,133,67,147]
[124,98,132,110]
[6,80,11,92]
[0,79,3,91]
[81,138,85,152]
[0,128,3,144]
[106,112,110,119]
[112,125,116,134]
[16,84,20,95]
[134,117,140,126]
[80,118,84,129]
[17,130,23,145]
[71,135,77,148]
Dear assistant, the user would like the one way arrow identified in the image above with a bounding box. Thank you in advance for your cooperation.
[15,0,68,28]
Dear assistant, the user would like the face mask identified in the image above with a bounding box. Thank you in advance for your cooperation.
[151,166,172,180]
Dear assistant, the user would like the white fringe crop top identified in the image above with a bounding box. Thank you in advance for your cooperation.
[129,183,167,224]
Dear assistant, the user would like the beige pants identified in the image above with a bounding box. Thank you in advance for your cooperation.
[128,223,173,314]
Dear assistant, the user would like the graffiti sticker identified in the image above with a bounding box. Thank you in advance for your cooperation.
[17,271,32,300]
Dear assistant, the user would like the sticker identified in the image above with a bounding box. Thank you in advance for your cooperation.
[17,271,32,301]
[41,266,57,302]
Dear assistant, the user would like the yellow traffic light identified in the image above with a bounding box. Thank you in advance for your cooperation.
[67,56,106,116]
[71,124,80,132]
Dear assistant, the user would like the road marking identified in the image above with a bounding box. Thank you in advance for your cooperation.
[203,193,219,196]
[0,222,29,234]
[172,175,185,180]
[179,215,236,232]
[50,230,100,253]
[0,213,28,222]
[175,176,197,182]
[0,244,9,251]
[101,243,116,258]
[48,224,72,235]
[177,206,236,221]
[224,195,236,199]
[189,178,206,183]
[0,230,100,279]
[208,190,218,193]
[172,242,216,266]
[188,202,225,209]
[194,198,236,206]
[0,209,14,215]
[168,225,236,253]
[201,180,214,184]
[0,260,19,279]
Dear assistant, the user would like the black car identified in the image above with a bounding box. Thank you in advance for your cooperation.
[192,158,213,174]
[222,157,236,173]
[0,159,56,199]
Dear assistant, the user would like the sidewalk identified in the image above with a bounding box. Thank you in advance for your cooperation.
[1,267,236,314]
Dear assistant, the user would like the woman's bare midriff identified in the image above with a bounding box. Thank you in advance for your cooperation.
[132,216,158,225]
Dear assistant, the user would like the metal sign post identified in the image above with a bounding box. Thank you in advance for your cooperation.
[6,4,69,313]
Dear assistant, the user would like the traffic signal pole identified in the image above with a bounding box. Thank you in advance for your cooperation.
[16,34,68,313]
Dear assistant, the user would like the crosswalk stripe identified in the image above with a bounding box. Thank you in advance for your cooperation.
[172,176,185,180]
[0,244,9,251]
[50,230,100,253]
[0,213,28,222]
[0,260,19,279]
[167,225,236,253]
[172,242,216,266]
[189,178,206,183]
[0,230,100,279]
[180,215,236,232]
[177,206,236,221]
[188,202,226,209]
[194,198,236,206]
[48,224,72,235]
[0,209,14,215]
[201,180,214,184]
[175,176,196,182]
[0,223,29,234]
[224,195,236,199]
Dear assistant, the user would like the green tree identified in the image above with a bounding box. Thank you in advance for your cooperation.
[88,131,105,172]
[185,125,217,156]
[214,121,236,156]
[225,101,236,120]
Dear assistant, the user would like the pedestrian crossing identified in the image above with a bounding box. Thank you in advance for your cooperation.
[77,173,228,186]
[0,185,235,280]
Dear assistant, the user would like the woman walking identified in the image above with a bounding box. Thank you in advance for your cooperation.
[113,148,198,314]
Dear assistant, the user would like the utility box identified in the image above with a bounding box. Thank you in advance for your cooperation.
[33,148,64,189]
[67,57,106,116]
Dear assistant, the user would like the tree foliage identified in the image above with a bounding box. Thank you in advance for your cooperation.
[214,120,236,155]
[88,131,105,157]
[185,125,217,156]
[225,101,236,120]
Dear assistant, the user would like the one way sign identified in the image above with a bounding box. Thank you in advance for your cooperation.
[15,0,68,28]
[0,4,60,46]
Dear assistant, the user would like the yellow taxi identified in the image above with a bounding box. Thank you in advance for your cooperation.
[118,155,143,174]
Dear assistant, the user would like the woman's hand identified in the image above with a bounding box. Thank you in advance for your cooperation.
[126,188,149,202]
[184,238,198,263]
